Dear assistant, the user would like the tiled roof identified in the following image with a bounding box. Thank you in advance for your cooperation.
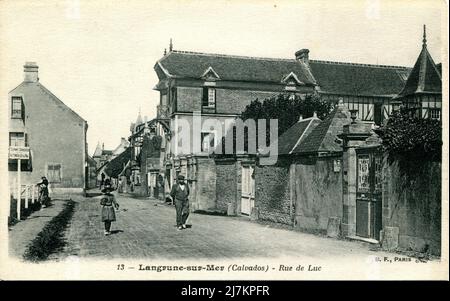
[396,44,442,97]
[156,50,317,85]
[294,103,351,154]
[277,117,322,155]
[310,60,410,97]
[104,147,131,178]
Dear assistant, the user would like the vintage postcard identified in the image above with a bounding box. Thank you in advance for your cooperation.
[0,0,448,282]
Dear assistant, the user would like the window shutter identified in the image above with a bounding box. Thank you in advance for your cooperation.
[25,133,28,147]
[21,99,25,121]
[202,87,208,106]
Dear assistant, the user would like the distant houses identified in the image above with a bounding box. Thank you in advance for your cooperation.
[8,62,88,194]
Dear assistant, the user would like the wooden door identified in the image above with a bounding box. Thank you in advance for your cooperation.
[356,152,382,240]
[241,165,255,215]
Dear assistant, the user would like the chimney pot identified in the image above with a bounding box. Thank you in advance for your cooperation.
[24,62,39,82]
[299,115,303,122]
[295,49,310,66]
[313,111,317,118]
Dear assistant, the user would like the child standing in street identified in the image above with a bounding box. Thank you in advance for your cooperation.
[100,184,119,236]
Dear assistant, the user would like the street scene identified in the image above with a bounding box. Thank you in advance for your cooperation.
[2,1,446,280]
[10,193,394,260]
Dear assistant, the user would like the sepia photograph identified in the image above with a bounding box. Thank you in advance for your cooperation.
[0,0,448,282]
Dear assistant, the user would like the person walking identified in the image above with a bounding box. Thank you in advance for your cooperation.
[36,176,49,208]
[100,184,119,236]
[170,175,190,230]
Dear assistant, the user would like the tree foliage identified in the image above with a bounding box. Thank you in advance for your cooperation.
[375,109,442,162]
[241,93,333,137]
[215,93,332,156]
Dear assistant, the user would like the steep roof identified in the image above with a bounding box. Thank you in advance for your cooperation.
[155,50,317,85]
[112,138,130,156]
[277,117,322,155]
[93,142,103,157]
[294,103,351,154]
[10,81,86,123]
[310,60,410,97]
[396,29,442,98]
[104,147,131,178]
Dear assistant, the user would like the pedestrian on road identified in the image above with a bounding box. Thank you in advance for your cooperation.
[100,184,120,236]
[170,175,190,230]
[36,176,50,208]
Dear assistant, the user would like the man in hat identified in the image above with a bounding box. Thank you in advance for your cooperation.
[170,175,190,230]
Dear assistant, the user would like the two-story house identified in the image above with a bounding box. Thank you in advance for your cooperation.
[8,62,88,194]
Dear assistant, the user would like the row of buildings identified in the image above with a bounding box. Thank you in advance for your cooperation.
[121,26,441,254]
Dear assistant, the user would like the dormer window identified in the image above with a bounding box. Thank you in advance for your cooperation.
[201,66,220,81]
[11,96,23,119]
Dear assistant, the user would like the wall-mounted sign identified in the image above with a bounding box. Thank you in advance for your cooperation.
[9,146,30,160]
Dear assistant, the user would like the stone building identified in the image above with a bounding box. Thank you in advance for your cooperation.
[8,62,88,194]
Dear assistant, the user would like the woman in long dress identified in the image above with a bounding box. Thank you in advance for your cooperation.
[100,184,119,236]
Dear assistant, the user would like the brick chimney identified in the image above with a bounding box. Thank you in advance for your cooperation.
[295,49,310,67]
[24,62,39,82]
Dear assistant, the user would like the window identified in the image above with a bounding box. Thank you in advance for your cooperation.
[11,97,23,119]
[201,132,215,152]
[9,132,25,147]
[429,108,441,120]
[202,88,216,108]
[47,164,62,183]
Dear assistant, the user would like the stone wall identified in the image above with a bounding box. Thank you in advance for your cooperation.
[255,158,292,225]
[382,159,441,255]
[293,156,343,232]
[193,157,217,211]
[215,159,238,213]
[215,89,277,114]
[176,86,277,114]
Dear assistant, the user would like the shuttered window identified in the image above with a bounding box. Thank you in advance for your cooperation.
[47,164,62,183]
[11,97,23,119]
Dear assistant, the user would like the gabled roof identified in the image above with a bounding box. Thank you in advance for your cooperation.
[10,81,86,122]
[201,66,220,79]
[310,60,410,97]
[396,28,442,98]
[277,116,322,155]
[155,50,317,85]
[112,138,130,156]
[104,147,131,178]
[93,142,103,157]
[294,103,351,154]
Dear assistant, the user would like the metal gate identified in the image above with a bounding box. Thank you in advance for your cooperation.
[241,165,255,215]
[356,151,382,240]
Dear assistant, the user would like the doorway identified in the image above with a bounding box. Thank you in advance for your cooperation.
[240,165,255,215]
[356,152,383,240]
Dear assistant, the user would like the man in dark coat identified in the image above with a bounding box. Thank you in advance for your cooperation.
[170,175,190,230]
[36,176,49,207]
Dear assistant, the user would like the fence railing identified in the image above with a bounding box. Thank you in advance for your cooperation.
[9,183,40,221]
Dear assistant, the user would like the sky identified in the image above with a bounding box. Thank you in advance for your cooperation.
[0,0,445,155]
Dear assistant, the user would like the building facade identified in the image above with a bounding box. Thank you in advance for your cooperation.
[8,62,88,194]
[151,42,413,210]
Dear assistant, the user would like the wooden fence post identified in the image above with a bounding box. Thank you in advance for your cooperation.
[25,185,29,209]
